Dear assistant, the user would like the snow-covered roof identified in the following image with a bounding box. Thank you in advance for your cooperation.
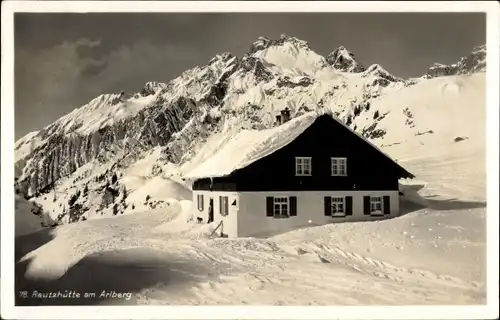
[184,110,414,180]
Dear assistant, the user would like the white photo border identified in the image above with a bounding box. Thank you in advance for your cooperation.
[1,1,498,319]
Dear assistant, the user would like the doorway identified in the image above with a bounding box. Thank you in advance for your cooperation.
[208,198,214,223]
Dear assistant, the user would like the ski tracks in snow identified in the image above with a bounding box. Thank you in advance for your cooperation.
[137,238,484,305]
[304,242,471,288]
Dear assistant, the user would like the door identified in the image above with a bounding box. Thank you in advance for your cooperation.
[208,198,214,223]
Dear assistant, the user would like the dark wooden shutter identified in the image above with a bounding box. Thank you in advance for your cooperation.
[201,195,204,211]
[363,196,371,215]
[289,197,297,216]
[266,197,274,216]
[383,196,391,215]
[345,196,353,215]
[324,196,331,216]
[219,196,222,214]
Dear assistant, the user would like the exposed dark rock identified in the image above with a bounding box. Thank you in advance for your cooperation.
[415,130,434,136]
[240,56,274,83]
[454,136,469,142]
[362,122,387,139]
[326,46,365,73]
[276,76,314,89]
[423,45,485,79]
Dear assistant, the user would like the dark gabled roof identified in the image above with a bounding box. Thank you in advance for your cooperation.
[184,110,415,180]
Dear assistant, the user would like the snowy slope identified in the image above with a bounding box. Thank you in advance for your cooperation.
[27,146,191,224]
[350,73,485,148]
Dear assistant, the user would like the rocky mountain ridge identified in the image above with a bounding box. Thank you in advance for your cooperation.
[423,45,486,79]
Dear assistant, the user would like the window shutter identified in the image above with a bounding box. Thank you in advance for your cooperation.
[201,195,204,211]
[363,196,371,215]
[324,196,331,216]
[219,196,222,214]
[289,197,297,216]
[345,196,353,215]
[266,197,274,217]
[383,196,391,215]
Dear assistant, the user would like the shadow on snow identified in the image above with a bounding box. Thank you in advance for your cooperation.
[15,246,213,306]
[399,184,486,215]
[15,228,212,306]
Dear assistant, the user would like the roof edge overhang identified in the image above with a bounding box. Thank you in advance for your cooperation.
[398,169,416,180]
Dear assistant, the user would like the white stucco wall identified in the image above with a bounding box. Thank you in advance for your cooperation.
[237,191,399,238]
[192,190,239,237]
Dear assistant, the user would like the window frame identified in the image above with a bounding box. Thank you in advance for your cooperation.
[331,157,347,176]
[330,196,346,217]
[295,157,312,176]
[273,196,290,218]
[370,196,384,215]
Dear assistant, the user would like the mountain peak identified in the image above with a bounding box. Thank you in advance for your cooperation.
[208,52,236,65]
[279,34,310,47]
[249,34,311,54]
[362,63,402,86]
[326,45,365,73]
[248,34,328,76]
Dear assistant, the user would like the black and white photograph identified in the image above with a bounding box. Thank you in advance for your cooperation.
[1,1,499,319]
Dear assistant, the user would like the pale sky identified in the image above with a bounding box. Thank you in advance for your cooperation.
[14,12,485,139]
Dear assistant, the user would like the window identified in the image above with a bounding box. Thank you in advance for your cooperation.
[273,197,289,217]
[266,196,297,218]
[364,196,389,216]
[331,158,347,176]
[197,194,204,211]
[325,196,352,217]
[220,196,229,216]
[330,196,345,216]
[370,196,383,214]
[295,157,312,176]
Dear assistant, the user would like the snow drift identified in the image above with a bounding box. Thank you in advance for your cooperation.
[15,195,54,237]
